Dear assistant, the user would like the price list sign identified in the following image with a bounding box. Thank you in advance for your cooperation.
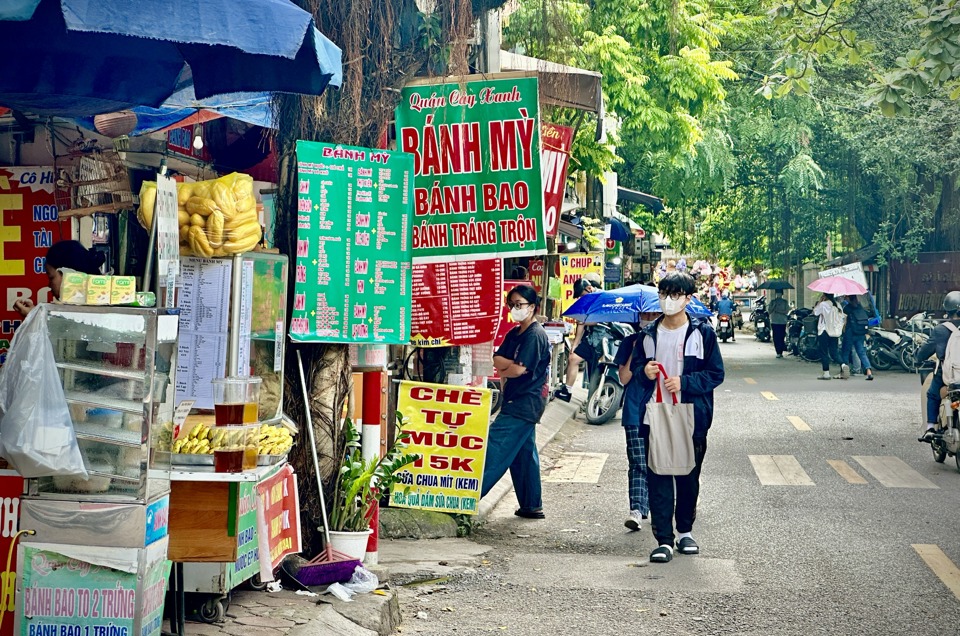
[290,141,414,344]
[410,258,503,347]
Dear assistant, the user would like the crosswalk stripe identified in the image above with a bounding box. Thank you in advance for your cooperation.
[852,456,939,489]
[545,452,608,483]
[744,378,757,385]
[913,544,960,601]
[787,416,811,431]
[761,391,778,401]
[827,459,868,484]
[748,455,815,486]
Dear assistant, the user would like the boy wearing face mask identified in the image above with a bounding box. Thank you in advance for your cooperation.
[618,273,725,563]
[482,285,552,519]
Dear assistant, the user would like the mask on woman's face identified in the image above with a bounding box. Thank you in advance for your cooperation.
[511,306,531,322]
[661,296,687,316]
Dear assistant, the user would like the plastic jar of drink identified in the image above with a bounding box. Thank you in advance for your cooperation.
[211,377,261,472]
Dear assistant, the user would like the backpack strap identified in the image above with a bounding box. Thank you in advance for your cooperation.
[946,323,959,335]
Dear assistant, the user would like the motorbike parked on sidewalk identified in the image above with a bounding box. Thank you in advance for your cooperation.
[787,307,813,356]
[585,322,634,425]
[797,313,822,362]
[920,361,960,471]
[717,313,735,343]
[865,325,929,372]
[752,297,771,342]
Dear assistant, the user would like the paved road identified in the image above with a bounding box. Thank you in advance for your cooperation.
[396,336,960,635]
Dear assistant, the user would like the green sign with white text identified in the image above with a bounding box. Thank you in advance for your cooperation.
[396,75,547,262]
[290,141,414,344]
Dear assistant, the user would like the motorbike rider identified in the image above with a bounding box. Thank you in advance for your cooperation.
[715,291,736,342]
[554,273,603,403]
[915,291,960,441]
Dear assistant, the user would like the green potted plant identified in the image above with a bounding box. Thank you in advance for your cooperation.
[327,415,419,559]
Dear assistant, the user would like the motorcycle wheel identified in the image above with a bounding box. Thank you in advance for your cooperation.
[799,335,821,362]
[488,380,503,414]
[932,441,947,463]
[869,341,894,371]
[898,341,921,373]
[586,374,622,426]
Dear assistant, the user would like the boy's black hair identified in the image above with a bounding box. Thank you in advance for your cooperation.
[509,284,539,308]
[658,272,696,296]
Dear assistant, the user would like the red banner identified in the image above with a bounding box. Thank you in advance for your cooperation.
[411,259,503,346]
[541,123,574,238]
[494,280,534,348]
[256,465,301,577]
[0,168,71,365]
[0,472,23,635]
[529,259,545,295]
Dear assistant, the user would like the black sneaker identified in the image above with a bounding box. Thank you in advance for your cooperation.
[553,386,572,402]
[921,428,937,442]
[677,537,700,555]
[650,545,673,563]
[514,508,545,519]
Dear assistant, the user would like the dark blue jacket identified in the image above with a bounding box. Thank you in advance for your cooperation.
[617,317,725,439]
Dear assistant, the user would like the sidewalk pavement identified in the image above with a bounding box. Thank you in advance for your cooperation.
[164,387,584,635]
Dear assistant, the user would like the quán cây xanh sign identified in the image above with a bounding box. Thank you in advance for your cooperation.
[395,75,547,261]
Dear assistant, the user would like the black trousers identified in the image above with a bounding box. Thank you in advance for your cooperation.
[647,437,707,547]
[772,323,787,355]
[817,332,841,372]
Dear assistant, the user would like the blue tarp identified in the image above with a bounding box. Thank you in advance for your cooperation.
[76,86,274,137]
[0,0,341,116]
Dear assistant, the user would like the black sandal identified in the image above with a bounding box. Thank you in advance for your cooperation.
[514,508,545,519]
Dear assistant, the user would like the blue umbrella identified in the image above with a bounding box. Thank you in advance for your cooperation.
[605,217,632,242]
[0,0,342,116]
[563,284,713,322]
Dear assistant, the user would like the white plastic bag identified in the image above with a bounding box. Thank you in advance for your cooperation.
[342,566,379,595]
[0,305,87,478]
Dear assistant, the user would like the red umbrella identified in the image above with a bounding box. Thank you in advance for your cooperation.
[808,276,867,296]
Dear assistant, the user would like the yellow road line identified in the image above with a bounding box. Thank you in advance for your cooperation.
[787,416,811,431]
[852,456,938,489]
[744,378,757,385]
[748,455,815,486]
[913,544,960,601]
[761,391,778,401]
[827,459,868,484]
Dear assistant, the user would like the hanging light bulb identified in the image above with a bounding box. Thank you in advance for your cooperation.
[192,124,204,151]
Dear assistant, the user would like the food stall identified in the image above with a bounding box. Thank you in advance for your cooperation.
[166,250,298,622]
[15,305,179,636]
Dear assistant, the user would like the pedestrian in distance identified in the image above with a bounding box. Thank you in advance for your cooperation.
[768,290,790,358]
[814,293,847,380]
[841,295,873,380]
[617,272,725,563]
[614,311,662,532]
[553,274,601,403]
[482,285,552,519]
[916,291,960,441]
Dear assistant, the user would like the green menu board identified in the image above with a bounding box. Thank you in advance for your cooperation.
[290,141,414,344]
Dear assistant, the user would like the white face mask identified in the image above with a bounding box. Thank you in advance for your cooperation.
[511,306,531,322]
[661,297,687,316]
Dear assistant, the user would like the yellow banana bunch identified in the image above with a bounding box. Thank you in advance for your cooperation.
[172,422,257,455]
[257,424,294,456]
[137,173,262,258]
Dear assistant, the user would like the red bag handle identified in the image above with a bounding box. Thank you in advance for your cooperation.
[653,362,679,405]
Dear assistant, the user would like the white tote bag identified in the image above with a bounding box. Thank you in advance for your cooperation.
[647,363,696,476]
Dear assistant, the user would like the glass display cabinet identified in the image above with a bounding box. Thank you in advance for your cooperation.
[26,306,179,502]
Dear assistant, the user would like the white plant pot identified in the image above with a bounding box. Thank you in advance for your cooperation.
[328,529,373,562]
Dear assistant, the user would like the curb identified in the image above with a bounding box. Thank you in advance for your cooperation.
[477,387,582,520]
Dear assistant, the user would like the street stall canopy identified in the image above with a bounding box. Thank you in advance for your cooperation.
[0,0,342,116]
[500,50,603,114]
[618,186,664,214]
